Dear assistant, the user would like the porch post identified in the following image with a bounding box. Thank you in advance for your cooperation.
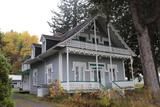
[108,24,113,82]
[66,47,70,91]
[130,57,134,82]
[58,52,63,82]
[94,19,99,82]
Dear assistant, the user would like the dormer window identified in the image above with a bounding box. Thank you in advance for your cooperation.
[79,36,86,42]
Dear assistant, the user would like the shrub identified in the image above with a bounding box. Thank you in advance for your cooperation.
[48,79,66,102]
[0,54,14,107]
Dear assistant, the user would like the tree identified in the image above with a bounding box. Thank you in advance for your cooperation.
[90,0,160,98]
[0,53,14,107]
[130,0,160,97]
[48,0,90,34]
[2,31,38,73]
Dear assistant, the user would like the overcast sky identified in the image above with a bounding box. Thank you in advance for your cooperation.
[0,0,59,38]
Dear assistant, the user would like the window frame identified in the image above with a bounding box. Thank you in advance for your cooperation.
[33,69,38,86]
[46,64,53,84]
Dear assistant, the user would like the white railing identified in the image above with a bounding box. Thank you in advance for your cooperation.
[112,80,134,89]
[61,81,100,90]
[68,40,130,55]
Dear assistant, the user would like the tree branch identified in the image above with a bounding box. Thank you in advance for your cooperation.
[145,0,160,24]
[130,0,144,34]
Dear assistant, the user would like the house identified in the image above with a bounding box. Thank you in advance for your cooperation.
[9,75,22,89]
[24,15,135,96]
[21,63,31,92]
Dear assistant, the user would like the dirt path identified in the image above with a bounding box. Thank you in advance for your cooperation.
[13,94,56,107]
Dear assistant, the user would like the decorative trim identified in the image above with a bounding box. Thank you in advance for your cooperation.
[67,47,131,59]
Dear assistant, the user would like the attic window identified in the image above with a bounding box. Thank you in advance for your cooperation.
[79,36,86,42]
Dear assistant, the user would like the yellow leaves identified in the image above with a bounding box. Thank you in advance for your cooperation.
[2,31,39,73]
[3,31,38,59]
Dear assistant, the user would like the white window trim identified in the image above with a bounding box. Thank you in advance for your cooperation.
[46,64,53,84]
[73,62,86,81]
[107,64,118,82]
[33,69,38,86]
[88,62,106,81]
[42,37,46,53]
[31,46,35,59]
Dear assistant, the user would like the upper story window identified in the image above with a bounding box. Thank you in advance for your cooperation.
[92,38,99,44]
[79,36,86,42]
[104,41,109,46]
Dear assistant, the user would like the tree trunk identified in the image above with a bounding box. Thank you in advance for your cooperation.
[137,27,160,97]
[131,0,160,98]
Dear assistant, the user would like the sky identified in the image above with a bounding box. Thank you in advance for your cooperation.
[0,0,59,38]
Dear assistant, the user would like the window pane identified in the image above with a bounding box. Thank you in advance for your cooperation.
[76,67,79,81]
[79,36,86,42]
[104,41,109,46]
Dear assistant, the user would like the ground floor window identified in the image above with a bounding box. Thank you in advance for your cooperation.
[33,69,38,85]
[46,64,53,84]
[73,62,86,81]
[108,64,118,82]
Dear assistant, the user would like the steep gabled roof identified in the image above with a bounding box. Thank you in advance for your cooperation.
[25,15,135,64]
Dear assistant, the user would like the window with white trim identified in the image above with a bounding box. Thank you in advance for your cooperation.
[46,64,53,84]
[73,62,86,81]
[33,69,38,85]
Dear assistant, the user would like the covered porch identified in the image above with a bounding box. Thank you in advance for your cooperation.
[60,47,135,92]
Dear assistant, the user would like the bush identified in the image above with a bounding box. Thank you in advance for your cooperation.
[48,80,67,102]
[0,54,14,107]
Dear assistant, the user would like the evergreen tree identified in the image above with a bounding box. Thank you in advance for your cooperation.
[48,0,90,34]
[0,53,14,107]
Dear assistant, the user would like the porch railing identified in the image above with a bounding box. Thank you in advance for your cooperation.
[68,40,130,55]
[61,81,100,91]
[112,80,134,89]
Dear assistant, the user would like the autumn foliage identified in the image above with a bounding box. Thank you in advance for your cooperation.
[2,31,38,73]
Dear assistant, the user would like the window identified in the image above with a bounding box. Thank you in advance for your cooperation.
[75,66,79,81]
[92,38,99,44]
[104,41,109,46]
[33,69,38,85]
[79,36,86,42]
[73,62,86,81]
[46,64,53,84]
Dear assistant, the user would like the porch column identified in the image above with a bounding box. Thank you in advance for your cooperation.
[94,19,99,82]
[66,47,70,91]
[130,57,134,82]
[107,24,113,82]
[58,52,63,82]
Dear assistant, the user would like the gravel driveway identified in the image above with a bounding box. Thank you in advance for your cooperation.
[13,94,56,107]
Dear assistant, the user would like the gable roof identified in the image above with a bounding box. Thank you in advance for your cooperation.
[32,43,41,48]
[41,34,62,41]
[25,15,135,64]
